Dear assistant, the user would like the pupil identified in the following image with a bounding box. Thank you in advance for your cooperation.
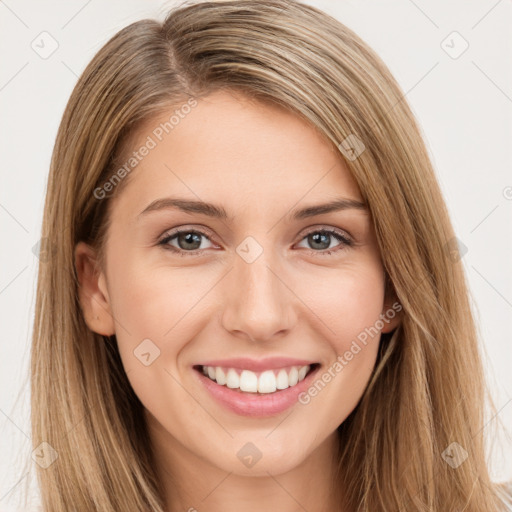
[179,232,201,250]
[310,232,329,250]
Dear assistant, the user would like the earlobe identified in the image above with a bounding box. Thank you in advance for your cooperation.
[74,241,116,336]
[381,277,402,333]
[380,294,403,333]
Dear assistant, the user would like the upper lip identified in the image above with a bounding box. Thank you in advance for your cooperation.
[195,357,318,372]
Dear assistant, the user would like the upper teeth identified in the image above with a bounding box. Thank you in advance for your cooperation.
[201,365,311,393]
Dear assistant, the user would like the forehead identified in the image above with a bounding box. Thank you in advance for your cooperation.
[112,89,362,216]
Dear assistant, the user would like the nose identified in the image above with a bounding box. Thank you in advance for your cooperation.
[220,248,297,343]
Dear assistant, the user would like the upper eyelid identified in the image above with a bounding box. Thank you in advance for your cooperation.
[159,226,216,243]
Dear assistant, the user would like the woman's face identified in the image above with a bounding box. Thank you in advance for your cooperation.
[76,89,399,479]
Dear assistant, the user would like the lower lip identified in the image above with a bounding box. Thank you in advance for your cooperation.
[193,365,320,417]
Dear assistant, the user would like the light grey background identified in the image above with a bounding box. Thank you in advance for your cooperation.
[1,0,511,509]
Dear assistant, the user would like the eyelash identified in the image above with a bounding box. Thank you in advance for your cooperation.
[157,226,354,257]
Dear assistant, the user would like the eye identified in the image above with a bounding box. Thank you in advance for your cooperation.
[158,228,215,255]
[295,228,353,255]
[158,226,353,257]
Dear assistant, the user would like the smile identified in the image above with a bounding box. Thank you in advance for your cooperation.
[199,364,314,394]
[192,360,321,417]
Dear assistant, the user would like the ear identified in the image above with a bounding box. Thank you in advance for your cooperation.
[380,275,402,333]
[74,241,115,336]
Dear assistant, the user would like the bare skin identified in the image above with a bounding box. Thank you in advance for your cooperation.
[75,89,400,512]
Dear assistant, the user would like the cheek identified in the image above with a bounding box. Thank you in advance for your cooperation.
[297,263,386,353]
[292,265,385,422]
[105,250,229,418]
[107,254,202,344]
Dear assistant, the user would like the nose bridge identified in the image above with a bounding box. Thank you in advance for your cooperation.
[221,240,295,341]
[239,252,279,306]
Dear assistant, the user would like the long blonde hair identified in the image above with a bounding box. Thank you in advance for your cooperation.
[27,0,511,510]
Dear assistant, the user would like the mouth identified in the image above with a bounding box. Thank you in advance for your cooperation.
[193,363,320,395]
[192,356,322,416]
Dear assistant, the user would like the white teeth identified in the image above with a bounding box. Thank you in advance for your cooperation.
[288,366,299,386]
[201,364,312,393]
[298,366,308,381]
[258,370,276,393]
[216,367,226,385]
[239,370,258,392]
[226,368,239,389]
[276,369,289,390]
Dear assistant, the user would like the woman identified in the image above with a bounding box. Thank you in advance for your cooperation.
[28,0,512,510]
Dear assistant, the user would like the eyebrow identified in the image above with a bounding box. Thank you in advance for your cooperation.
[137,196,368,221]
